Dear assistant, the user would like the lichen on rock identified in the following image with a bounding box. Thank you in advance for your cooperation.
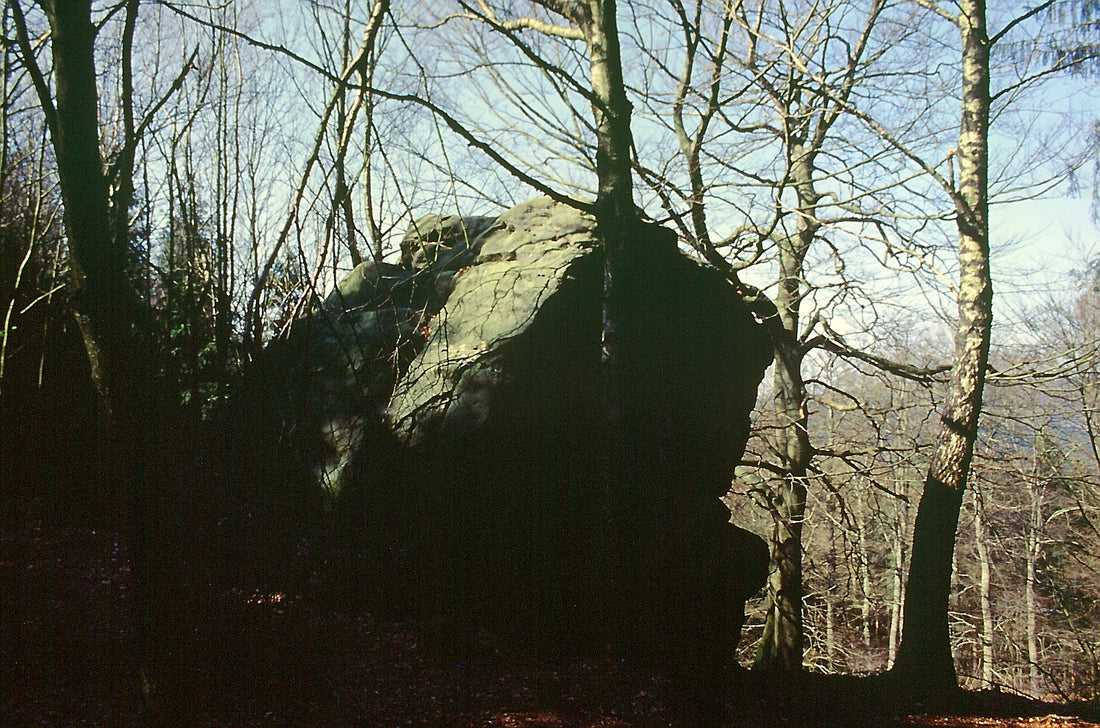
[211,196,773,665]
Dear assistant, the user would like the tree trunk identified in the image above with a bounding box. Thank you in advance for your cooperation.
[756,469,806,670]
[891,0,992,694]
[333,3,363,268]
[755,336,808,670]
[888,503,904,667]
[213,49,238,397]
[574,3,732,721]
[27,0,167,719]
[580,1,635,227]
[857,505,873,648]
[37,0,140,436]
[888,474,908,668]
[1026,478,1041,694]
[825,518,837,671]
[755,140,817,672]
[975,492,995,687]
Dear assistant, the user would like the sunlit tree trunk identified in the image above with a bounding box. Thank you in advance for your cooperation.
[1026,477,1042,694]
[888,477,908,668]
[974,491,995,686]
[892,0,993,694]
[757,346,809,669]
[888,530,904,665]
[736,2,886,667]
[756,142,818,672]
[857,505,873,648]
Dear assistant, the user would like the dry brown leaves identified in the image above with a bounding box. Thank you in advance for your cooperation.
[902,715,1100,728]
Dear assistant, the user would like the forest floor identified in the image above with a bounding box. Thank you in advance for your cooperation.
[4,524,1099,728]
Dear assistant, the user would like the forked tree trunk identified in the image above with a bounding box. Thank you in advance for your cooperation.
[20,0,166,720]
[755,142,817,672]
[892,0,993,694]
[35,0,142,437]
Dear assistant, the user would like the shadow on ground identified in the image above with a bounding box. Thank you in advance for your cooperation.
[4,525,1098,728]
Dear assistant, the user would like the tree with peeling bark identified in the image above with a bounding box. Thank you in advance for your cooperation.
[774,0,1090,692]
[889,0,994,693]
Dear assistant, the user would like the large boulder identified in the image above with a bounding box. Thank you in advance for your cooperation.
[212,197,772,662]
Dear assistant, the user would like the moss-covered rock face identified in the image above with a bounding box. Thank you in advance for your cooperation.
[215,197,772,661]
[388,197,602,447]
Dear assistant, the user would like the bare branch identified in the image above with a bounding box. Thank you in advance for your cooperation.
[813,317,953,384]
[910,0,959,24]
[8,0,57,138]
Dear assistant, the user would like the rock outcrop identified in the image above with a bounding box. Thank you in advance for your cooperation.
[213,197,772,666]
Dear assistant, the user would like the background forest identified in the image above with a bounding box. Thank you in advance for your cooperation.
[2,0,1100,719]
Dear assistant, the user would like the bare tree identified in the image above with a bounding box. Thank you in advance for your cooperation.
[890,0,993,692]
[6,0,207,719]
